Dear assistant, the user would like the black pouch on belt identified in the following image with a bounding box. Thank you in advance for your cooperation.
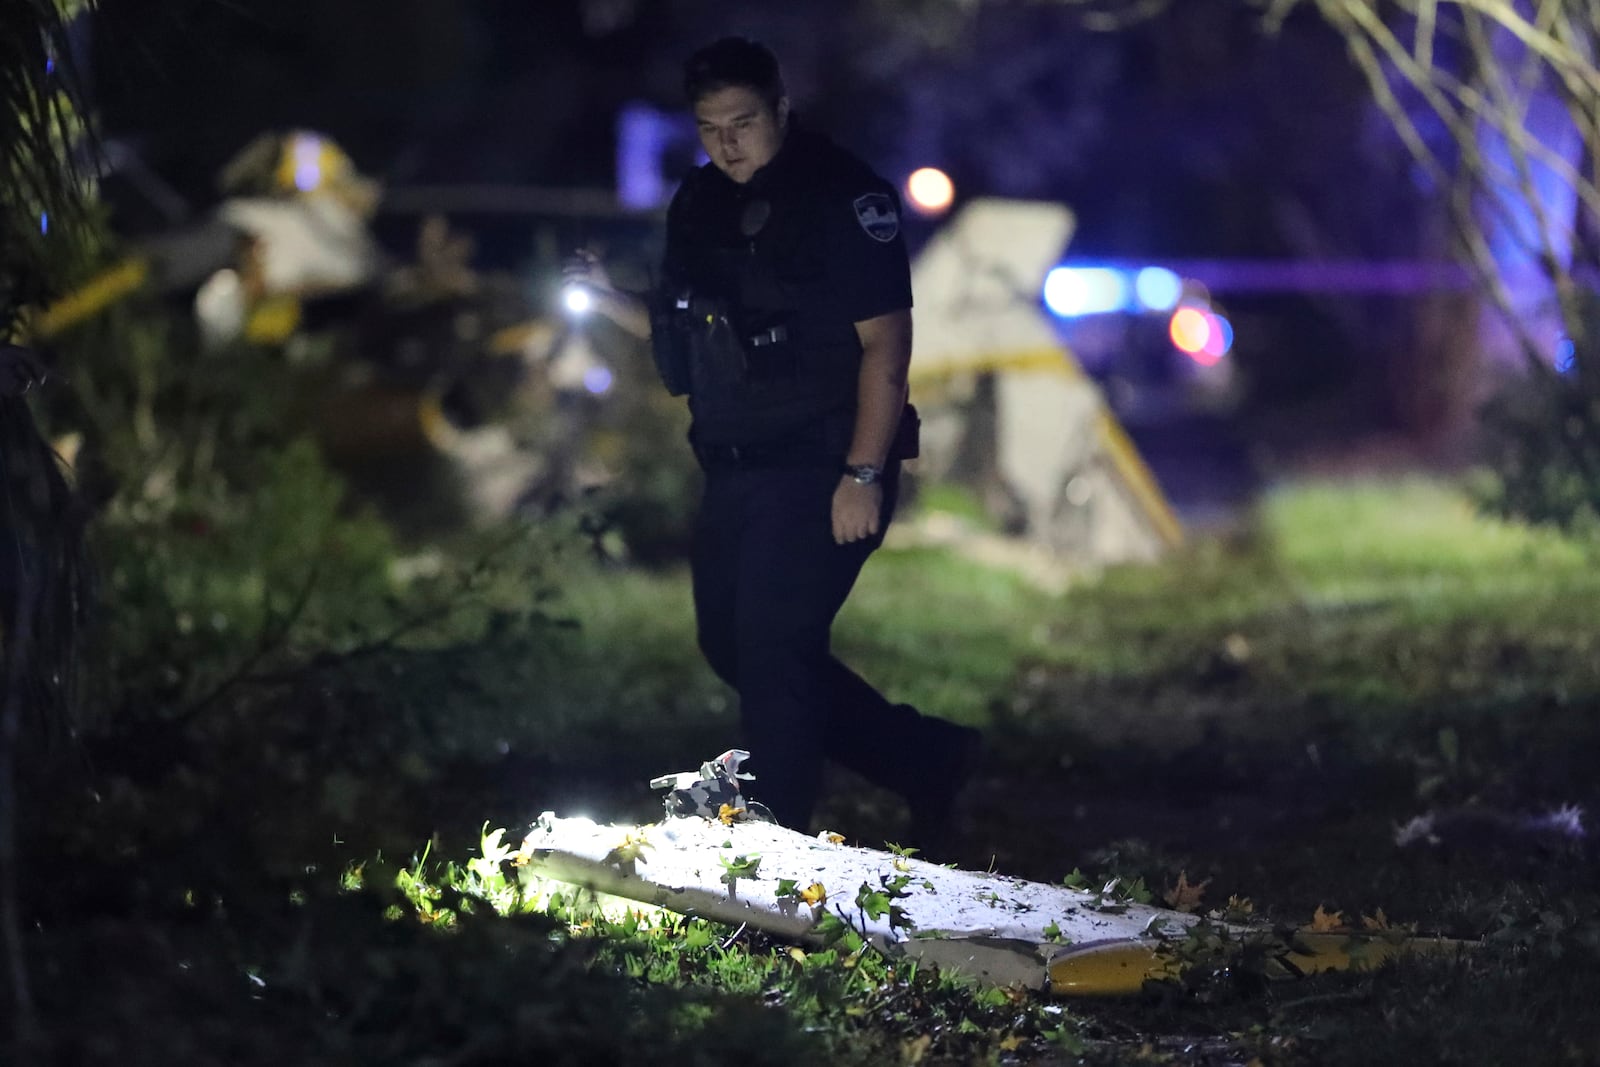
[686,296,750,394]
[648,289,695,396]
[894,403,922,460]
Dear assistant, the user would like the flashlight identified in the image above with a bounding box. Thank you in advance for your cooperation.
[563,285,593,315]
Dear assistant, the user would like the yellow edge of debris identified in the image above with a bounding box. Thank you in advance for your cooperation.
[911,346,1183,550]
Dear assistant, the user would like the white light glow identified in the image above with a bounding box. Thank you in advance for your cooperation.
[292,135,324,192]
[1134,267,1182,311]
[1043,267,1129,318]
[564,286,593,315]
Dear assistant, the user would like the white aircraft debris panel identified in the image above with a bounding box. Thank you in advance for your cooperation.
[904,199,1181,559]
[910,198,1075,374]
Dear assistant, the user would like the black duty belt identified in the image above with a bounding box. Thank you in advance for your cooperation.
[692,436,834,470]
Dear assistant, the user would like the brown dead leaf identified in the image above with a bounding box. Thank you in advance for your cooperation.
[998,1034,1026,1051]
[718,803,739,826]
[821,831,845,844]
[1163,871,1211,913]
[1308,904,1345,932]
[1361,908,1391,930]
[901,1034,932,1065]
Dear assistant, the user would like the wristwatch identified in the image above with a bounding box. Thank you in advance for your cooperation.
[842,463,883,486]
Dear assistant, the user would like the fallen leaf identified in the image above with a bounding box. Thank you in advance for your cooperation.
[821,831,845,844]
[800,882,828,907]
[1308,904,1345,932]
[787,946,807,963]
[718,803,739,826]
[1361,908,1391,931]
[1163,871,1211,913]
[602,832,651,873]
[901,1034,932,1065]
[999,1034,1025,1051]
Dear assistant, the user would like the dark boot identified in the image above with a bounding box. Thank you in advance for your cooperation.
[904,720,983,860]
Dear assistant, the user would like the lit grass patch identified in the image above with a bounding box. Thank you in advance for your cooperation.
[519,477,1600,757]
[1017,479,1600,741]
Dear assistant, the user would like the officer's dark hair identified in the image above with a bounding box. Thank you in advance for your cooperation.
[683,37,785,114]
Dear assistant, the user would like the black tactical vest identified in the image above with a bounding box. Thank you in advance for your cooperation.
[663,130,873,448]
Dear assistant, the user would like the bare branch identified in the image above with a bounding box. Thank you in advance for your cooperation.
[1463,9,1582,344]
[1416,0,1438,71]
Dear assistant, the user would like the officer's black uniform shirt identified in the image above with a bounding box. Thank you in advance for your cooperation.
[659,124,913,448]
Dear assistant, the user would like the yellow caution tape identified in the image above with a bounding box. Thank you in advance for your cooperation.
[34,258,150,338]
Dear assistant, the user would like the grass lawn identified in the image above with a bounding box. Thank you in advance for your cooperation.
[505,476,1600,1064]
[21,476,1600,1065]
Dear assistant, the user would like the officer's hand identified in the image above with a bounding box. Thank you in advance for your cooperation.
[562,248,617,294]
[0,343,46,398]
[832,478,883,544]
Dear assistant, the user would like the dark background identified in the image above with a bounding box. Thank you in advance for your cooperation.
[84,0,1467,487]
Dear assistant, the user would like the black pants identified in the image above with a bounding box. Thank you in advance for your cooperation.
[690,458,960,829]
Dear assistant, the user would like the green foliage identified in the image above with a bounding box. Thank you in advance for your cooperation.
[1273,0,1600,535]
[718,853,762,892]
[1473,362,1600,533]
[1,0,99,327]
[28,303,576,743]
[372,826,1094,1065]
[854,872,917,932]
[88,437,396,711]
[20,446,1600,1064]
[911,480,997,529]
[30,878,846,1066]
[577,329,701,565]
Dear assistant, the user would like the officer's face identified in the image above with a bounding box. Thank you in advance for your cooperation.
[693,85,789,184]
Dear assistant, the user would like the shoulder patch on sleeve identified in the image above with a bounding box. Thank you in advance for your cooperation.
[852,192,899,243]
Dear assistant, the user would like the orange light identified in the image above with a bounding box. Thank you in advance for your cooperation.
[905,167,955,216]
[1169,307,1211,355]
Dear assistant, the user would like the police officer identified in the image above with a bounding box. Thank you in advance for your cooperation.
[566,37,980,845]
